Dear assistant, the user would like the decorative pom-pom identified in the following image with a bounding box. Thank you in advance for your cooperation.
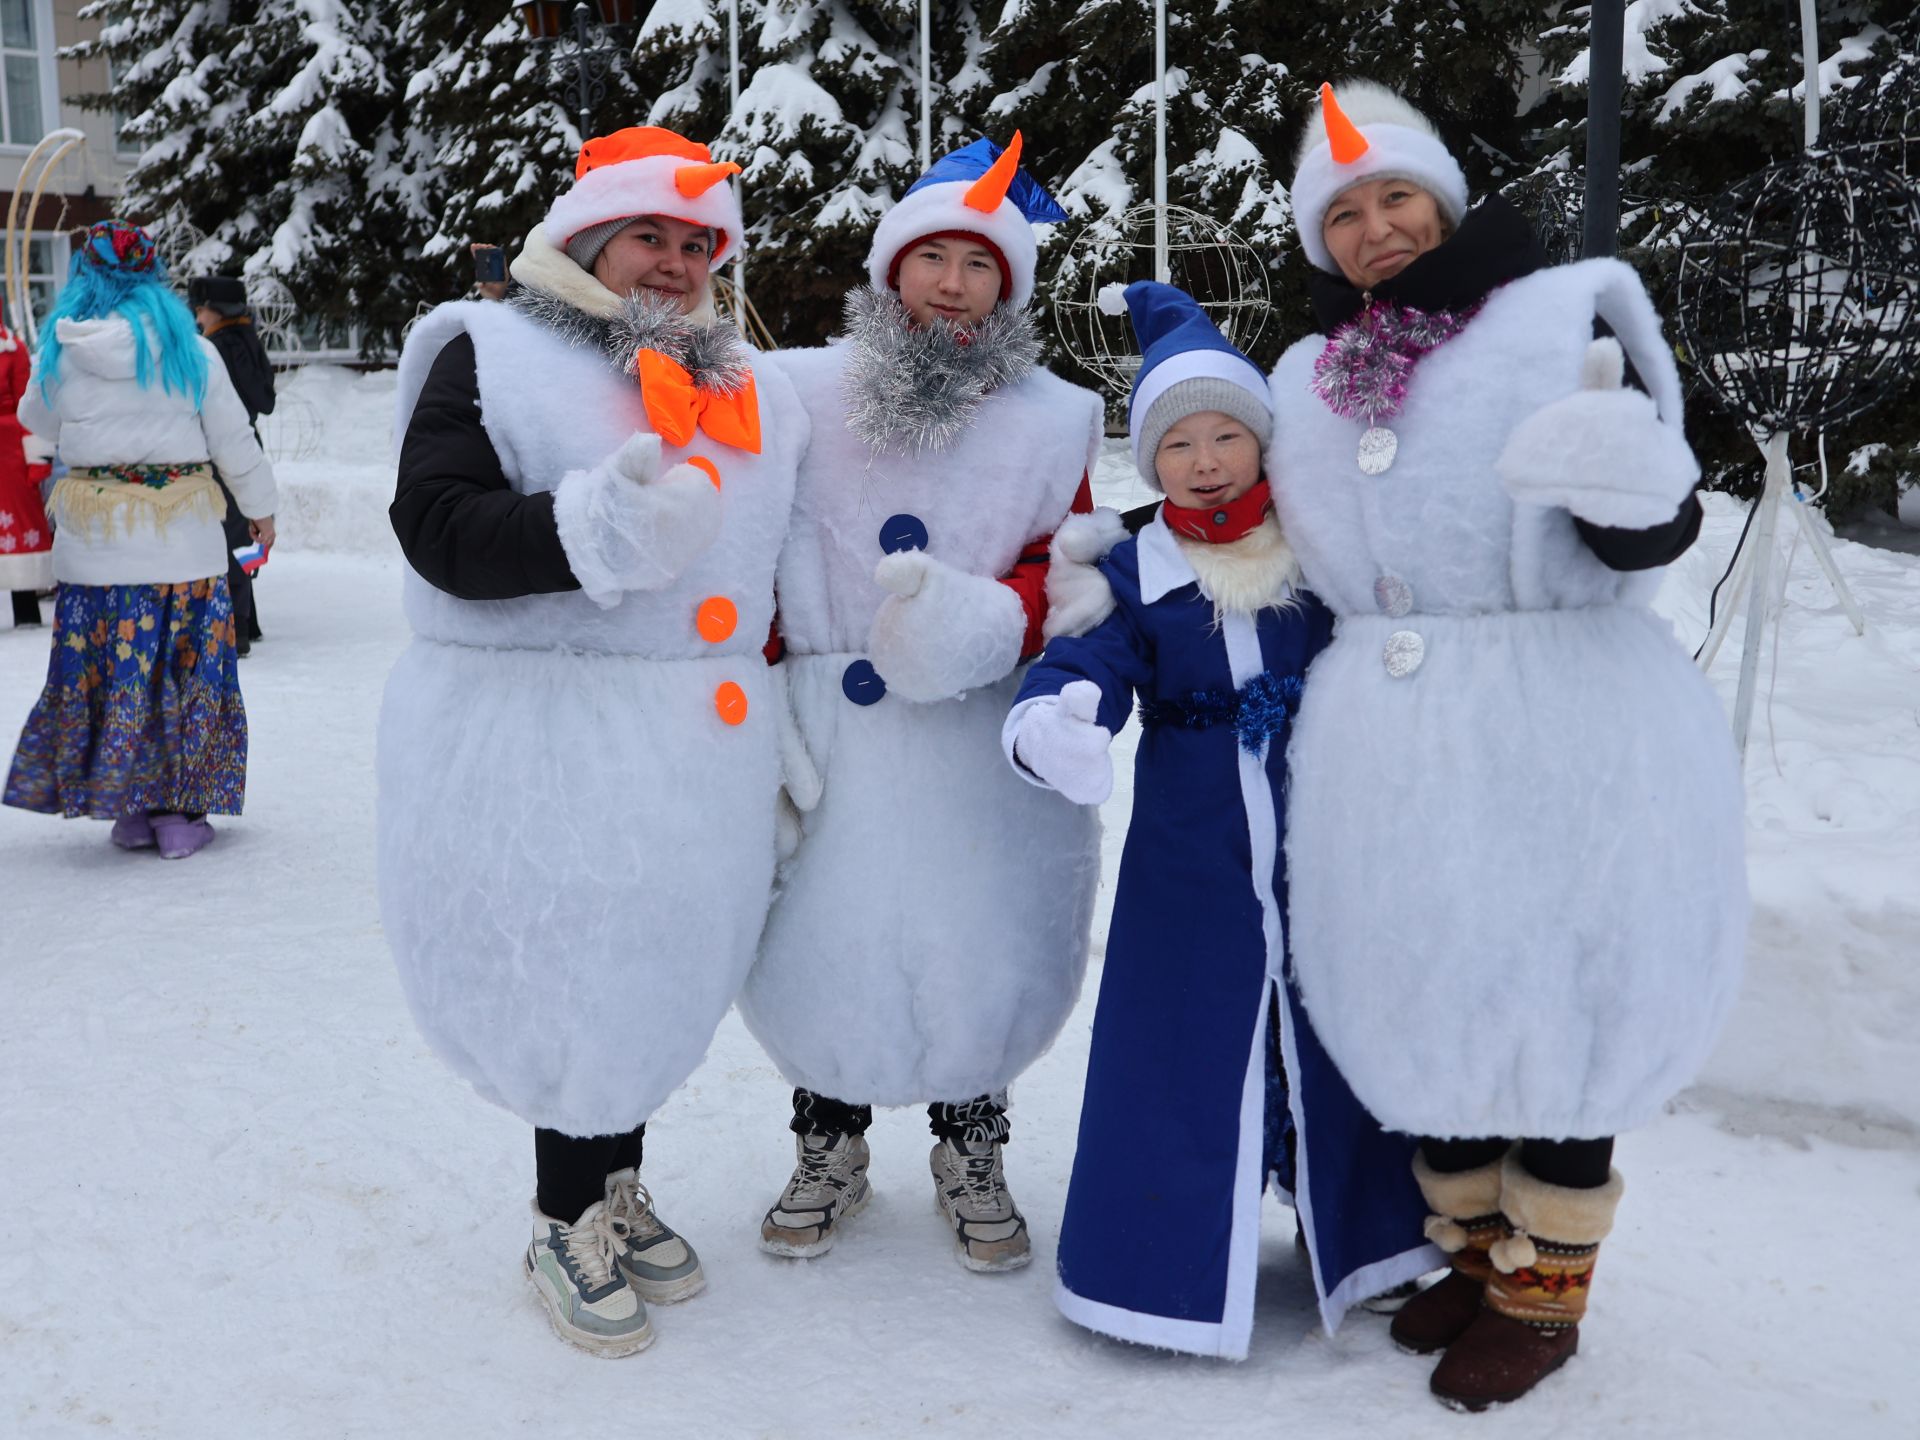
[1423,1215,1470,1253]
[1489,1232,1537,1274]
[1096,281,1130,316]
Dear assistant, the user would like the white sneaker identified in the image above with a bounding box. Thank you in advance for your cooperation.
[604,1169,706,1304]
[524,1200,655,1357]
[759,1132,873,1258]
[930,1137,1032,1273]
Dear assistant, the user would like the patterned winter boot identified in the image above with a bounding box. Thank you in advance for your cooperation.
[604,1169,706,1304]
[760,1131,873,1258]
[1390,1149,1508,1354]
[1429,1154,1624,1412]
[930,1136,1031,1273]
[524,1200,654,1357]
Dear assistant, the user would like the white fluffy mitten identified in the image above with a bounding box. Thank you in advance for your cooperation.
[867,550,1027,702]
[552,432,723,608]
[1496,337,1700,531]
[1011,682,1113,805]
[1043,508,1126,642]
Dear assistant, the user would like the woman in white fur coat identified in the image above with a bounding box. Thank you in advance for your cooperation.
[382,126,808,1358]
[739,135,1104,1275]
[1268,83,1747,1410]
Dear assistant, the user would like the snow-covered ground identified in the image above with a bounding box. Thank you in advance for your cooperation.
[3,367,1917,1439]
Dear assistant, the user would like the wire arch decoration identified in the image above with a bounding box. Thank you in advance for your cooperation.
[258,391,325,463]
[711,271,777,351]
[1671,149,1920,434]
[1052,201,1270,400]
[150,211,218,293]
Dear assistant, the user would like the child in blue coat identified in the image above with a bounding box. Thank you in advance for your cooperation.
[1004,282,1436,1358]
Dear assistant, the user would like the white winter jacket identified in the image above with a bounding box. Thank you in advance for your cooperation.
[19,314,276,585]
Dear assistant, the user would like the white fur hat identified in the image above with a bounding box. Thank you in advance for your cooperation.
[1289,81,1469,275]
[544,126,745,270]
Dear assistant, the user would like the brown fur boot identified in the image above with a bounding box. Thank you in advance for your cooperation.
[1429,1154,1624,1412]
[1389,1149,1506,1355]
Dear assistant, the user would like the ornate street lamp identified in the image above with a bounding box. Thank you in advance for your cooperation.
[515,1,635,141]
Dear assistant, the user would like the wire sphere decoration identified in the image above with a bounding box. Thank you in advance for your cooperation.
[1828,42,1918,184]
[149,211,219,291]
[246,274,303,356]
[1671,149,1920,434]
[258,391,325,463]
[1499,168,1586,266]
[1053,202,1270,399]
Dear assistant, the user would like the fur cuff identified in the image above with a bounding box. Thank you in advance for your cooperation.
[551,464,623,608]
[1412,1148,1508,1237]
[1043,509,1127,641]
[1488,1153,1625,1273]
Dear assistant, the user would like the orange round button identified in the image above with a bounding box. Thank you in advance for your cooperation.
[695,595,737,644]
[687,455,722,490]
[714,681,747,726]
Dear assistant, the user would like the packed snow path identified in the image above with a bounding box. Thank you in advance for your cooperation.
[2,370,1916,1438]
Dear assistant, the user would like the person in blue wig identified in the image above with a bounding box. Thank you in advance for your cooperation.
[1001,281,1437,1359]
[3,219,277,860]
[742,134,1106,1273]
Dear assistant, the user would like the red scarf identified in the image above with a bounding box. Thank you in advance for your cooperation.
[1162,479,1272,544]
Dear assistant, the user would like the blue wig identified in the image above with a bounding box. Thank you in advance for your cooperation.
[36,253,209,410]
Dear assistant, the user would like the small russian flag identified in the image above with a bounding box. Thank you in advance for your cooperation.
[232,542,268,576]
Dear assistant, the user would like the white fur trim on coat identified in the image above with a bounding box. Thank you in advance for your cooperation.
[544,153,744,269]
[1175,512,1302,618]
[866,180,1042,309]
[1043,508,1127,641]
[1290,81,1469,276]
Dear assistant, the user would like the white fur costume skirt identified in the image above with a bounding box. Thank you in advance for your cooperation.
[1285,606,1748,1140]
[377,640,781,1137]
[739,653,1100,1106]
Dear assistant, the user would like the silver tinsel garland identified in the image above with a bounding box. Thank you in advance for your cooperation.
[508,285,751,395]
[839,286,1042,455]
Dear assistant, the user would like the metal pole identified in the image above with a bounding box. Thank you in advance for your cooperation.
[573,2,593,142]
[918,0,931,172]
[1582,0,1624,258]
[1799,0,1821,148]
[728,0,745,310]
[1153,0,1168,282]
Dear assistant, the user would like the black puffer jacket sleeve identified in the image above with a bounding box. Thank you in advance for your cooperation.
[390,332,582,600]
[210,324,276,421]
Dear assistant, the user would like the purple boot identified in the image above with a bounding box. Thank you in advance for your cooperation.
[151,813,216,860]
[110,814,157,850]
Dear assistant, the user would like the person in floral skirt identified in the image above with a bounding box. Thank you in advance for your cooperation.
[2,220,276,859]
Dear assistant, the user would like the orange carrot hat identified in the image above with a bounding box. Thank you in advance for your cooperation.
[1288,81,1469,275]
[544,126,746,270]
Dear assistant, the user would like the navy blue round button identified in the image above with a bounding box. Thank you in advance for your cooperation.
[1213,510,1229,526]
[878,512,929,554]
[841,659,887,706]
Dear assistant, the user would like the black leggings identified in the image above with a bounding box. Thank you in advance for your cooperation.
[791,1088,1010,1145]
[534,1124,645,1225]
[1419,1135,1615,1190]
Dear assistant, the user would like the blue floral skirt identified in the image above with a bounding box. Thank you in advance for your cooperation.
[4,579,248,818]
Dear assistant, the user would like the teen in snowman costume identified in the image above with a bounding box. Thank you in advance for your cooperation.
[739,135,1104,1273]
[1005,281,1438,1358]
[383,126,809,1356]
[1269,82,1748,1409]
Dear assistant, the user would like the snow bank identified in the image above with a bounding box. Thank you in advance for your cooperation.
[264,364,399,559]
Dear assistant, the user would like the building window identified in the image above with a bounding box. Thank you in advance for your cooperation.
[0,0,45,147]
[108,55,140,158]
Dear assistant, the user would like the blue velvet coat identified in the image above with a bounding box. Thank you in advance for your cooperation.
[1011,514,1438,1358]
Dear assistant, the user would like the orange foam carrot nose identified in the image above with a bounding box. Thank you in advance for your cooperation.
[964,131,1024,213]
[1319,83,1370,165]
[676,160,742,198]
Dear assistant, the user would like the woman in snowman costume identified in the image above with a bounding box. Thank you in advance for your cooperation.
[383,126,809,1357]
[740,135,1104,1274]
[1269,82,1748,1410]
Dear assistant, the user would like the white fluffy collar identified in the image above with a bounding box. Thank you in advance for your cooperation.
[1142,508,1301,616]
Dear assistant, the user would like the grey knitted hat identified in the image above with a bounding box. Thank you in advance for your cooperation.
[564,215,641,272]
[1137,376,1275,490]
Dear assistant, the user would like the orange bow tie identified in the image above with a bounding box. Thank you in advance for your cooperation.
[635,348,762,455]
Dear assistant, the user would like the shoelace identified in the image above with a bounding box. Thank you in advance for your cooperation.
[606,1177,664,1244]
[787,1139,847,1202]
[560,1208,621,1289]
[949,1147,1006,1211]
